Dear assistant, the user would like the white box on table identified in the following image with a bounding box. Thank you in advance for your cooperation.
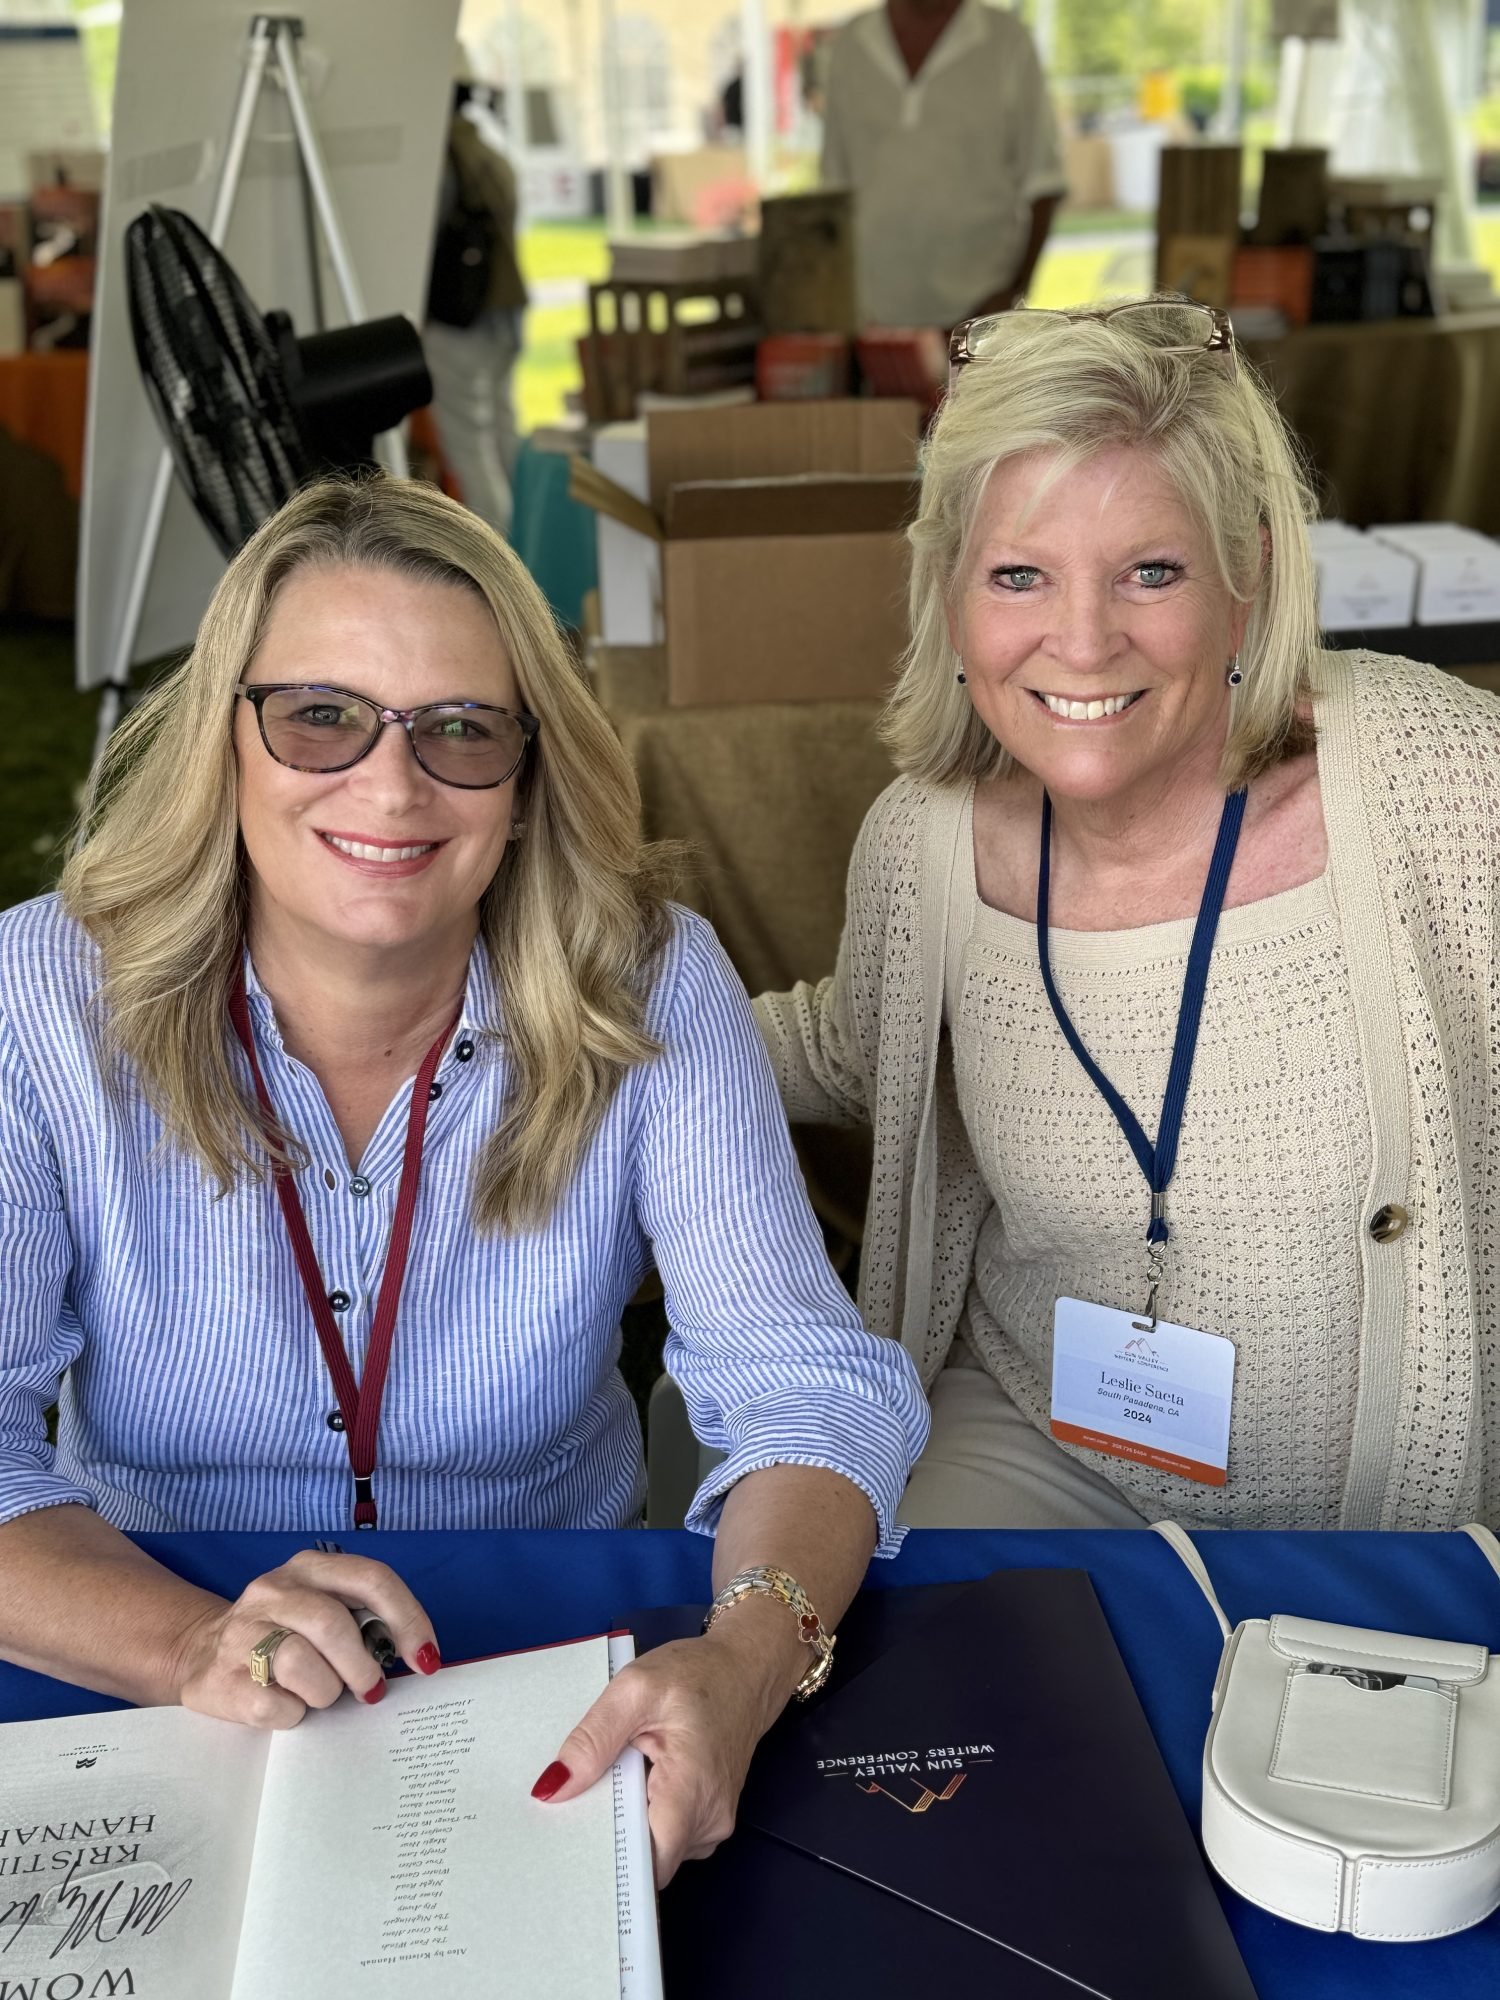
[1367,524,1500,625]
[1309,525,1419,631]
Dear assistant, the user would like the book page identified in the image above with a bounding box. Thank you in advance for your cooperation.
[0,1703,270,1999]
[606,1635,661,1999]
[229,1638,624,1999]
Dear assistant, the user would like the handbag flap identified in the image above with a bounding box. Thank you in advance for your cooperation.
[1268,1613,1488,1684]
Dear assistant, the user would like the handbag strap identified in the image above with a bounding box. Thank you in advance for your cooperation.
[1462,1520,1500,1583]
[1153,1518,1500,1641]
[1150,1520,1232,1640]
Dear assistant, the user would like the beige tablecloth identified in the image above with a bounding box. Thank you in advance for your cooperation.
[603,656,891,1237]
[1245,312,1500,531]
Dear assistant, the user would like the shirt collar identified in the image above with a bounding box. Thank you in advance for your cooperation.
[240,938,502,1055]
[239,951,285,1055]
[456,938,501,1044]
[859,0,986,91]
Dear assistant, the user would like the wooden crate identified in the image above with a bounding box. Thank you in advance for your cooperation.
[580,276,761,423]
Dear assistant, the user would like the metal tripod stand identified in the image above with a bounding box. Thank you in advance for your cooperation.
[93,11,410,764]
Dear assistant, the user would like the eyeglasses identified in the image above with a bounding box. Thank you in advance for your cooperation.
[241,684,539,790]
[948,299,1236,391]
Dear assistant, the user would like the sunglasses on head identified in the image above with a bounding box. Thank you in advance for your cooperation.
[948,299,1236,392]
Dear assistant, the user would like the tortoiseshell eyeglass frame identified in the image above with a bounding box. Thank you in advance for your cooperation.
[947,300,1236,393]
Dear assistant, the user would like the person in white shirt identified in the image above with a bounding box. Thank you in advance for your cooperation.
[820,0,1068,329]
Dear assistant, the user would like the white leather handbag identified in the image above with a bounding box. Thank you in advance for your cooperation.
[1153,1519,1500,1942]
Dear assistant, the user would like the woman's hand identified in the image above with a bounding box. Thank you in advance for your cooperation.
[531,1610,803,1887]
[166,1549,442,1729]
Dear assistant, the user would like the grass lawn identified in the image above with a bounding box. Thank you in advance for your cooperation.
[0,621,97,911]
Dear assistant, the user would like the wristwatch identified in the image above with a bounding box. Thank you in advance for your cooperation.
[702,1564,836,1701]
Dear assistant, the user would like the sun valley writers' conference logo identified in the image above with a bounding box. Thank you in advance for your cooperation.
[814,1743,994,1814]
[1116,1333,1166,1370]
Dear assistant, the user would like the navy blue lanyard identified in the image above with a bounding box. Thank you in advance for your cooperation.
[1036,787,1248,1248]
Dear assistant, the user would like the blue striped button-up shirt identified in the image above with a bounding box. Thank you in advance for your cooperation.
[0,896,926,1548]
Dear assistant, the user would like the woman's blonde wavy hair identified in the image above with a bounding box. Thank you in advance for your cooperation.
[61,474,676,1233]
[883,298,1321,792]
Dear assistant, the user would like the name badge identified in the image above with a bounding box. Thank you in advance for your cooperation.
[1050,1297,1235,1487]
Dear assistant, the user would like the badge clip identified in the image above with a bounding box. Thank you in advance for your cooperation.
[1132,1194,1167,1333]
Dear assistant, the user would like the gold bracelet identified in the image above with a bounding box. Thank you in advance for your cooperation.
[702,1564,836,1700]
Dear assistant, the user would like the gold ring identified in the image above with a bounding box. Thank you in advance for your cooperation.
[248,1627,296,1689]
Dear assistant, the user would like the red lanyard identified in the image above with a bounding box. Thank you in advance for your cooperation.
[228,973,460,1529]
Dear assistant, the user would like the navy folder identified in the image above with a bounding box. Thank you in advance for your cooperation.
[631,1568,1257,1998]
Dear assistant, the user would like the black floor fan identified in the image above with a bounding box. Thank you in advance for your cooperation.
[124,203,431,557]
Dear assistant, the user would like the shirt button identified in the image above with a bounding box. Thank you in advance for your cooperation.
[349,1175,372,1198]
[328,1289,351,1312]
[455,1039,475,1062]
[326,1411,346,1432]
[1369,1203,1410,1243]
[428,1081,443,1101]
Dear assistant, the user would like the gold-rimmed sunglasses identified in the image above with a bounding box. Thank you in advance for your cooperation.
[948,299,1236,392]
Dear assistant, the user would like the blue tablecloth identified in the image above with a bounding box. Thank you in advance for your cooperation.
[4,1528,1498,1995]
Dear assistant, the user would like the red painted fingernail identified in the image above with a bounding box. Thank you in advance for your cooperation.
[531,1760,570,1802]
[360,1679,386,1705]
[414,1643,441,1676]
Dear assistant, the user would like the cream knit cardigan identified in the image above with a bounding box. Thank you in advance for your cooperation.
[754,652,1500,1530]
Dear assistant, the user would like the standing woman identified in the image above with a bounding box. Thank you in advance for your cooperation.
[0,476,927,1882]
[757,298,1500,1532]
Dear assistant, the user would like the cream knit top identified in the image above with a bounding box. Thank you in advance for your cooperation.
[950,793,1371,1527]
[755,653,1500,1530]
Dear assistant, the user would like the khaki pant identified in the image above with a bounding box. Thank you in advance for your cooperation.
[899,1345,1148,1529]
[423,308,523,538]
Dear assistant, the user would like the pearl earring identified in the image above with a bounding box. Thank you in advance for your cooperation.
[956,669,967,685]
[1226,655,1244,688]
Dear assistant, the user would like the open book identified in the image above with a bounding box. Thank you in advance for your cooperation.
[0,1633,661,1999]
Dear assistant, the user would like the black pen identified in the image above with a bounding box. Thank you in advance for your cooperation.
[313,1539,396,1671]
[354,1606,397,1671]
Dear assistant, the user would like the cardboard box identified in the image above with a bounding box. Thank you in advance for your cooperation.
[662,471,918,705]
[1307,523,1418,631]
[608,231,757,286]
[1062,132,1115,210]
[644,399,916,506]
[1367,524,1500,625]
[576,399,921,705]
[650,146,748,227]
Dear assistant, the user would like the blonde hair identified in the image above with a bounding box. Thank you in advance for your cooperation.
[884,298,1320,791]
[61,475,675,1233]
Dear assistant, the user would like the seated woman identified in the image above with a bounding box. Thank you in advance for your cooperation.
[757,296,1500,1533]
[0,475,927,1880]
